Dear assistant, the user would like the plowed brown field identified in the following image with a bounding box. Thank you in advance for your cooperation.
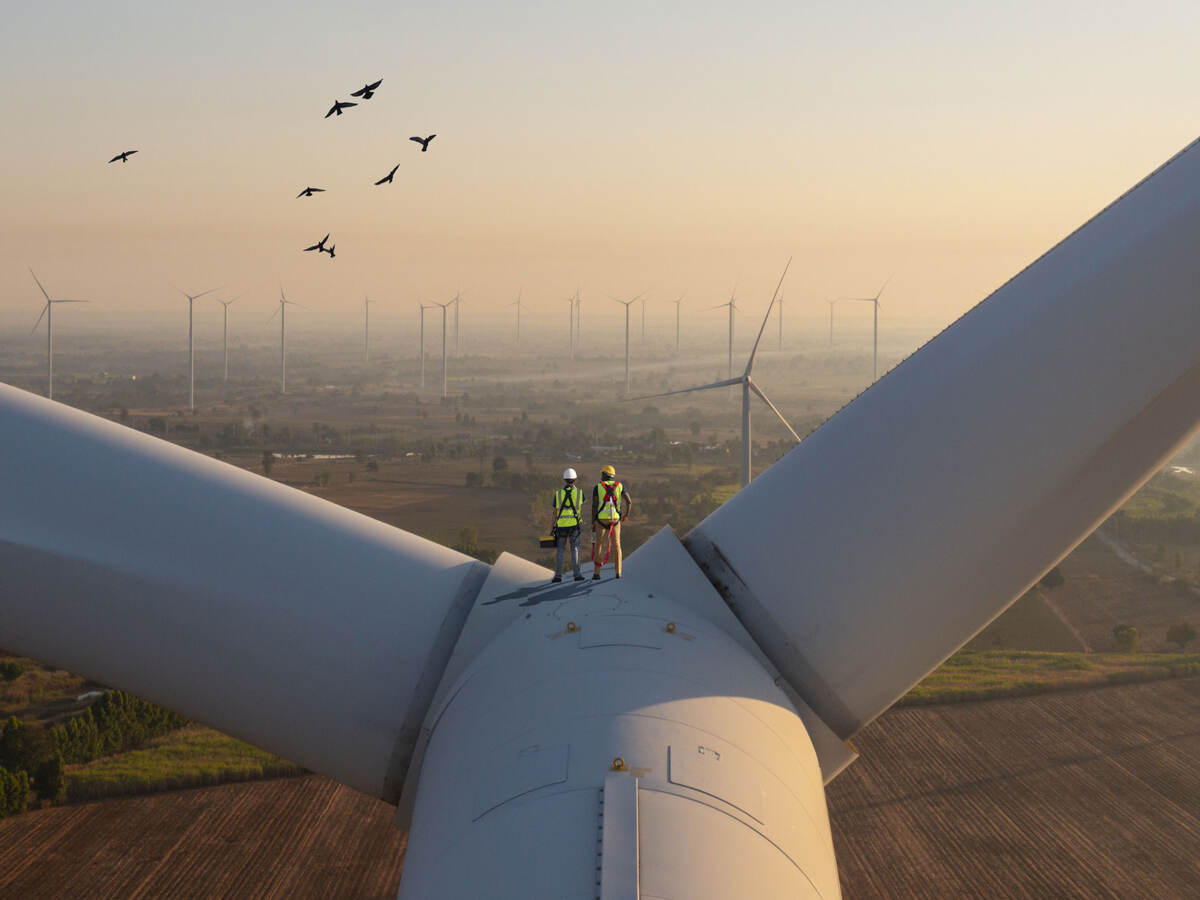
[2,679,1198,898]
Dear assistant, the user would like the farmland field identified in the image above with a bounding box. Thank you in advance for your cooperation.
[2,678,1197,898]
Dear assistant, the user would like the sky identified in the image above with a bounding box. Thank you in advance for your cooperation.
[2,0,1198,340]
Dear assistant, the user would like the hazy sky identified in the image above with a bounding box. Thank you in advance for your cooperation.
[2,1,1198,337]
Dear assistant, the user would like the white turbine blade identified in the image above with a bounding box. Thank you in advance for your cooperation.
[28,268,51,303]
[684,134,1200,748]
[0,384,489,802]
[30,303,49,335]
[745,258,792,376]
[874,274,894,300]
[52,299,90,304]
[266,304,281,322]
[703,302,731,312]
[749,382,801,443]
[626,376,744,402]
[192,286,222,301]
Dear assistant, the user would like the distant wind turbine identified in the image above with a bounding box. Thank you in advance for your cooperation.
[707,290,738,398]
[510,290,524,350]
[640,296,648,343]
[826,298,837,347]
[611,291,647,395]
[417,302,433,390]
[452,293,462,358]
[673,293,686,354]
[216,295,242,382]
[842,276,892,382]
[431,299,452,398]
[175,284,221,411]
[564,295,577,359]
[631,260,796,487]
[28,269,89,401]
[363,295,372,363]
[268,288,305,394]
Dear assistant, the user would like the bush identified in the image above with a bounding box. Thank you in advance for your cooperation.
[35,752,65,802]
[0,661,23,682]
[50,691,188,765]
[1113,623,1140,653]
[261,449,275,475]
[0,767,29,817]
[1167,622,1197,650]
[465,471,483,488]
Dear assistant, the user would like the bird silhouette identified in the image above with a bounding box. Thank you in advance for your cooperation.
[374,164,399,186]
[108,150,138,163]
[303,234,330,253]
[350,79,382,100]
[409,134,437,152]
[325,100,357,118]
[324,244,336,259]
[296,186,325,198]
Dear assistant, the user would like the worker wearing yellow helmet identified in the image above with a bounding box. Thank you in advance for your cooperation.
[591,464,632,579]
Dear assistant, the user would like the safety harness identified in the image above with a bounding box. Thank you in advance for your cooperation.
[556,485,582,529]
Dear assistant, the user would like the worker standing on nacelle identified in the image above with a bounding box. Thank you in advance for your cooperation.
[592,464,632,579]
[550,468,585,583]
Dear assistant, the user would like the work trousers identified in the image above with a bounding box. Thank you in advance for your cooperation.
[555,526,581,578]
[593,520,622,577]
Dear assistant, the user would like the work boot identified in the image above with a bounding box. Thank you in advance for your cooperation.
[574,575,585,582]
[551,576,562,583]
[592,573,601,580]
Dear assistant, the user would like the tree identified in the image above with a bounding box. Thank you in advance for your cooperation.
[1113,623,1140,653]
[1166,622,1197,650]
[1038,566,1065,589]
[492,455,508,475]
[465,471,483,488]
[0,662,23,682]
[34,752,65,802]
[261,449,275,475]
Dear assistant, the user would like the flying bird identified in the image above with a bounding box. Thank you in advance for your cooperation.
[325,100,357,118]
[409,134,436,152]
[108,150,138,164]
[324,244,336,259]
[296,186,325,198]
[303,234,330,253]
[374,164,399,186]
[350,79,382,100]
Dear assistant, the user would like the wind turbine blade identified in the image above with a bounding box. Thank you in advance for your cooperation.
[683,134,1200,751]
[625,376,744,402]
[749,382,801,443]
[875,274,894,300]
[52,299,90,304]
[745,257,792,375]
[28,268,51,303]
[266,305,281,322]
[192,286,222,301]
[30,303,49,335]
[0,384,489,802]
[703,302,731,312]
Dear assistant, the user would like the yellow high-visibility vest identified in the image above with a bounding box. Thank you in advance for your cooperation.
[555,486,584,528]
[595,480,623,523]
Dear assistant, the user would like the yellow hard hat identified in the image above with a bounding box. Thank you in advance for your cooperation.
[602,465,616,477]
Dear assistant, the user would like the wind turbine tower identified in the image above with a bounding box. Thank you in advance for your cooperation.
[177,285,220,411]
[843,277,892,382]
[433,299,451,398]
[29,269,89,401]
[611,292,645,395]
[574,289,582,354]
[452,293,462,358]
[564,295,577,359]
[363,296,372,364]
[635,262,797,486]
[270,288,304,394]
[216,296,242,382]
[826,298,837,347]
[510,290,524,351]
[673,293,686,354]
[418,303,432,390]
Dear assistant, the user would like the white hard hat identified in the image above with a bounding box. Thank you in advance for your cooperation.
[562,467,578,480]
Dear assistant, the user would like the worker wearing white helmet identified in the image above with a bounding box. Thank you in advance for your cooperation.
[550,467,585,583]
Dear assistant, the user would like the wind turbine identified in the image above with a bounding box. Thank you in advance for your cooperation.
[9,137,1200,899]
[363,296,371,364]
[268,287,304,394]
[432,299,451,398]
[28,269,89,401]
[216,295,242,382]
[510,289,524,350]
[673,293,686,354]
[564,295,577,359]
[707,289,738,397]
[826,298,838,347]
[417,302,433,390]
[611,291,646,395]
[842,276,892,382]
[175,284,220,411]
[573,289,583,354]
[640,295,648,343]
[633,261,796,487]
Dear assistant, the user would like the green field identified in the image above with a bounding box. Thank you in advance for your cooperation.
[901,649,1200,706]
[65,725,302,802]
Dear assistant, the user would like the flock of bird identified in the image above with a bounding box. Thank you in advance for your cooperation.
[107,76,437,261]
